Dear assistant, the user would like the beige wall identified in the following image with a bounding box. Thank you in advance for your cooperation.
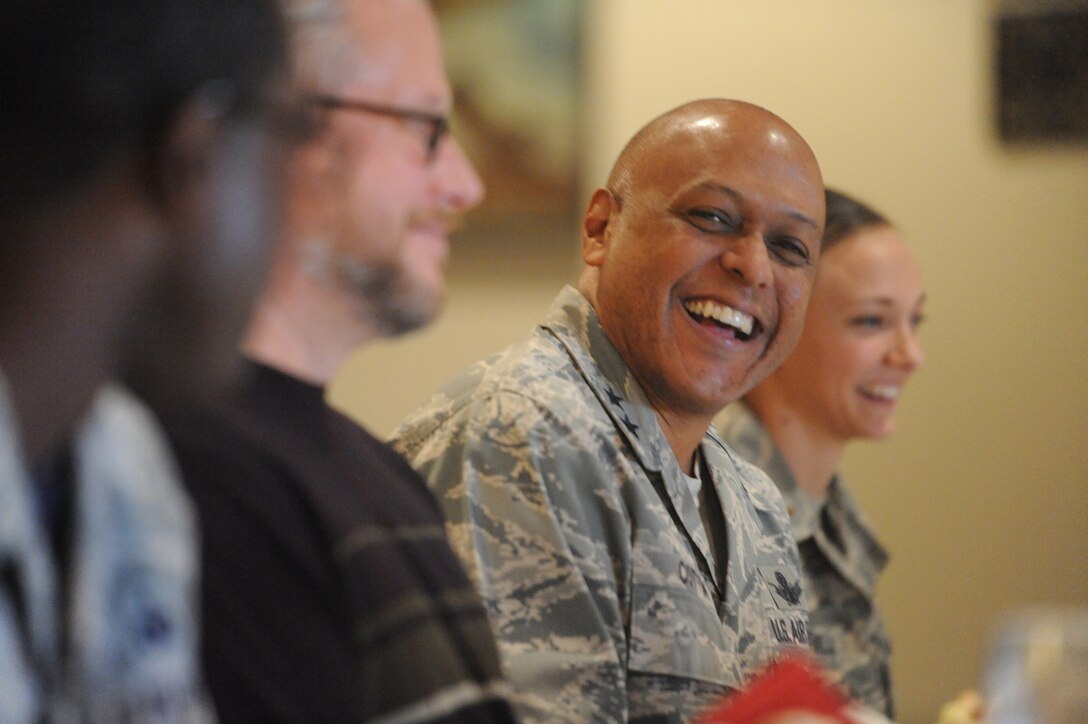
[329,1,1088,720]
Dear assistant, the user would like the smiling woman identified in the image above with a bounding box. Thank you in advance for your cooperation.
[718,187,926,718]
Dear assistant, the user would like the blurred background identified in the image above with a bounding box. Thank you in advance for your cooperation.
[328,1,1088,721]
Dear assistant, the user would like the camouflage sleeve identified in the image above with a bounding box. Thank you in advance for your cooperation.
[408,389,633,723]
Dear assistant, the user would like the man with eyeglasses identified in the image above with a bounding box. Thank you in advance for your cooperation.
[150,0,515,721]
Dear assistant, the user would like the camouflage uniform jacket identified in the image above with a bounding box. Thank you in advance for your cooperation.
[718,401,893,717]
[393,286,810,723]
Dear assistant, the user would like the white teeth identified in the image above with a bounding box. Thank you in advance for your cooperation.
[683,299,754,335]
[861,384,899,401]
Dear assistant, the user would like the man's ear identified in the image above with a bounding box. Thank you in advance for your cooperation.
[581,187,617,268]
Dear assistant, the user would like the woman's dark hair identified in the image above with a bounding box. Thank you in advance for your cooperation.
[822,187,891,252]
[0,0,289,217]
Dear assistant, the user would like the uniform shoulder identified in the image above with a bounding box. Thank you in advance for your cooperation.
[393,328,595,453]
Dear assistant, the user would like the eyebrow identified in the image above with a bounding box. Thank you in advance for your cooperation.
[696,182,820,230]
[854,291,928,307]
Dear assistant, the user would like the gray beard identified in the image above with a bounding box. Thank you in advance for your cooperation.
[303,240,434,338]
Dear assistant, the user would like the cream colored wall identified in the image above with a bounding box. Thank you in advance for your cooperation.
[328,236,581,435]
[329,1,1088,721]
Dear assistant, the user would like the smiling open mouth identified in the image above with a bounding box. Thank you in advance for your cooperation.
[683,299,761,340]
[860,384,900,401]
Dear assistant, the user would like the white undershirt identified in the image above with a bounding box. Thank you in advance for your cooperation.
[682,448,727,585]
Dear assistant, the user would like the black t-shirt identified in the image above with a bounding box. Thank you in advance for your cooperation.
[159,360,514,723]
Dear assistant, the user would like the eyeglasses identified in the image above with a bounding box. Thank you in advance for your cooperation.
[310,94,450,162]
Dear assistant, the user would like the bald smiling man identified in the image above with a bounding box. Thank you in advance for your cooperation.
[393,99,827,722]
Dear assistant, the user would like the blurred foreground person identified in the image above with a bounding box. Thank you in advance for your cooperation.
[719,188,926,716]
[152,0,516,721]
[394,99,826,722]
[0,0,294,720]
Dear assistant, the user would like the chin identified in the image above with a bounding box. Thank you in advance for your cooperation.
[862,421,897,442]
[380,286,444,337]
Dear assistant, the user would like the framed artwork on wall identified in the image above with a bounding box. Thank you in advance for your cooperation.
[435,0,584,265]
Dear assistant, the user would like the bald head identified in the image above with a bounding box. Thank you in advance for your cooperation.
[607,99,821,208]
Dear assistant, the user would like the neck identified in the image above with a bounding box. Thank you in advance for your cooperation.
[242,254,375,386]
[1,337,108,471]
[746,396,844,496]
[655,409,712,476]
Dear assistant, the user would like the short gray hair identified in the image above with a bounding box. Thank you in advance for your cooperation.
[280,0,357,91]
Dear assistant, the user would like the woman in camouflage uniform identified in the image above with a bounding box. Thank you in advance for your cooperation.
[719,188,927,718]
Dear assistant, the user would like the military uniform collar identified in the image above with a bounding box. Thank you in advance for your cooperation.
[542,286,672,474]
[543,286,733,597]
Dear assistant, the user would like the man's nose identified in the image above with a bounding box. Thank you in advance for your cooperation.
[434,137,484,211]
[719,233,772,288]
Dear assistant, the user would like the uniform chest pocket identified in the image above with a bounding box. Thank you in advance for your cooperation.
[626,581,743,690]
